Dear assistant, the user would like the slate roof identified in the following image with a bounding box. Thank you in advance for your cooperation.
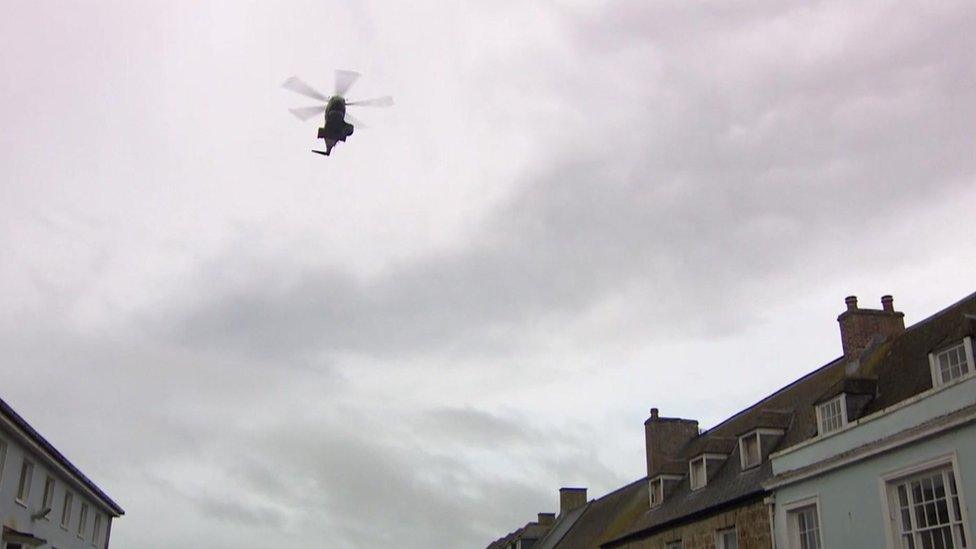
[487,518,553,548]
[534,501,590,549]
[486,292,976,549]
[860,292,976,415]
[0,396,124,516]
[535,478,648,549]
[606,292,976,546]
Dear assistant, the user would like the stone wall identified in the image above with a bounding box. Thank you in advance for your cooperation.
[613,500,770,549]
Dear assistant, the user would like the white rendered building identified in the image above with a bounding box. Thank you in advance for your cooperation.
[0,398,123,549]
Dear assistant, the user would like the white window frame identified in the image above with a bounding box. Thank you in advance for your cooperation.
[78,501,89,538]
[16,458,34,506]
[740,432,761,469]
[929,337,974,388]
[61,490,74,529]
[93,513,103,545]
[0,438,7,486]
[715,526,739,549]
[815,394,848,436]
[649,474,681,507]
[784,496,822,549]
[689,456,707,491]
[650,477,662,507]
[738,428,785,470]
[41,475,57,518]
[879,453,973,549]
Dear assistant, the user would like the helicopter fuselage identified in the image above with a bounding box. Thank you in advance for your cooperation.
[315,96,354,155]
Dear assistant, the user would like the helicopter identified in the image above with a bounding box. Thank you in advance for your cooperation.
[283,70,393,156]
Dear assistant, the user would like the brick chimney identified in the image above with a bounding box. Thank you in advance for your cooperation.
[538,512,555,528]
[645,408,698,478]
[837,295,905,359]
[559,487,587,516]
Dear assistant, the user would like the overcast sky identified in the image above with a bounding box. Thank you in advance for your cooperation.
[1,1,975,547]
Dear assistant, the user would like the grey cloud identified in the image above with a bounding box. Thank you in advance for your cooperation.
[185,492,290,529]
[140,407,599,548]
[140,2,975,366]
[3,2,975,548]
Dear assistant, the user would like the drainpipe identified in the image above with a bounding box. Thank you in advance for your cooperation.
[764,495,776,549]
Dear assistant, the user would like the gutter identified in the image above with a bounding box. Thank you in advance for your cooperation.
[0,399,124,516]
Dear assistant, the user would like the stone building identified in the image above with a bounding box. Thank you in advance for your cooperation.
[485,291,976,549]
[0,397,123,548]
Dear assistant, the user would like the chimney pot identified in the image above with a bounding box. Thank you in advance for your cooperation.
[838,294,905,358]
[650,408,659,419]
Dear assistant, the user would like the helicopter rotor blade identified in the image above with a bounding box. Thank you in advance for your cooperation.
[344,112,367,128]
[347,96,394,107]
[282,77,330,102]
[334,70,361,97]
[288,105,327,121]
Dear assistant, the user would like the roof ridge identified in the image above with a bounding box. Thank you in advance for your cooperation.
[899,291,976,335]
[0,396,124,515]
[589,476,647,501]
[697,291,976,436]
[698,355,844,435]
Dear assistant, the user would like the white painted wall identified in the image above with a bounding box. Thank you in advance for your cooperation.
[0,427,114,549]
[770,375,976,548]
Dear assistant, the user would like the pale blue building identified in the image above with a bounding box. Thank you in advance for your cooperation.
[767,294,975,549]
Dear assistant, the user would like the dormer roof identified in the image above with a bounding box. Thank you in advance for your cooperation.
[685,436,736,457]
[814,376,877,405]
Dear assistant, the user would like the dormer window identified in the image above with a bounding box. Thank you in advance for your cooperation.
[739,433,760,469]
[816,394,847,435]
[929,338,974,387]
[737,428,786,469]
[689,456,707,490]
[648,475,681,507]
[650,478,663,507]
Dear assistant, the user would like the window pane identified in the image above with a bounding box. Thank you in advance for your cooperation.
[937,343,970,383]
[891,466,968,549]
[902,508,914,533]
[61,492,73,527]
[920,529,933,549]
[17,460,33,501]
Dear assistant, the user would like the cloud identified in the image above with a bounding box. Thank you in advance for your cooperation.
[1,1,975,548]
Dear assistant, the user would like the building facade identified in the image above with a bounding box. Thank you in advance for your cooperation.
[767,299,976,549]
[0,398,123,549]
[486,292,976,549]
